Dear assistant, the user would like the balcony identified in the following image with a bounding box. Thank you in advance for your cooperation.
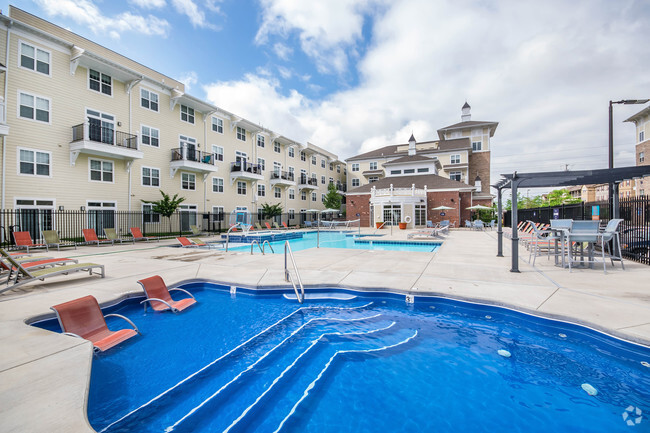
[170,147,218,178]
[270,170,296,187]
[70,123,142,166]
[230,161,264,184]
[335,182,347,193]
[298,174,319,190]
[0,97,9,136]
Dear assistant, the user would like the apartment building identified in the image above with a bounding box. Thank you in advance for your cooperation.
[0,7,345,232]
[345,103,496,227]
[624,105,650,197]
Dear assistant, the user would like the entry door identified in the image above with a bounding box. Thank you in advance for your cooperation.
[179,204,197,231]
[87,109,114,144]
[87,201,116,234]
[180,135,197,162]
[15,199,54,242]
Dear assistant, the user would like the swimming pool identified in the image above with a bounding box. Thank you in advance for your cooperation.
[229,231,441,253]
[33,283,650,432]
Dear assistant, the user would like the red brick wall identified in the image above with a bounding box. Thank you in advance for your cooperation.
[468,151,491,194]
[346,194,372,227]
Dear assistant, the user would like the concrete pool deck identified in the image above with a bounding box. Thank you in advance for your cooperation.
[1,228,649,432]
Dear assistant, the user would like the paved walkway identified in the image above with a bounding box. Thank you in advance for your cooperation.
[1,228,649,432]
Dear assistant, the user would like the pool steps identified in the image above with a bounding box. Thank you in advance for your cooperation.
[282,292,358,301]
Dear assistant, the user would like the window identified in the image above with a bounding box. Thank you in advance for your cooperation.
[311,155,317,165]
[181,105,195,124]
[390,170,401,175]
[274,142,281,153]
[87,109,114,144]
[140,89,159,112]
[289,188,295,199]
[275,187,281,198]
[257,157,265,171]
[141,125,160,147]
[90,159,113,182]
[352,179,360,187]
[329,177,334,184]
[311,192,317,201]
[404,169,415,174]
[212,206,224,221]
[257,184,266,197]
[142,167,160,187]
[321,159,326,168]
[472,141,482,151]
[212,177,224,193]
[330,163,334,171]
[451,154,461,164]
[273,161,282,176]
[181,172,196,190]
[89,69,111,95]
[301,191,307,200]
[142,204,161,223]
[351,163,360,172]
[18,148,50,177]
[20,42,50,75]
[289,147,295,158]
[257,134,265,148]
[417,168,429,173]
[337,165,341,173]
[640,131,645,142]
[19,92,50,123]
[213,145,224,161]
[321,193,326,202]
[300,152,306,161]
[237,181,247,195]
[369,162,378,170]
[289,209,295,219]
[212,117,223,133]
[235,150,247,163]
[321,175,326,185]
[311,173,317,182]
[640,151,645,163]
[450,171,462,181]
[236,126,246,141]
[368,176,379,183]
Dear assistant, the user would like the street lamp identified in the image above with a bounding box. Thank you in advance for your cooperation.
[608,99,650,218]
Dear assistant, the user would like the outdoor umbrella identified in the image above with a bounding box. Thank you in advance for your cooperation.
[466,204,492,210]
[432,205,455,210]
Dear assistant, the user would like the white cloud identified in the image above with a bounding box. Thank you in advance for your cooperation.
[272,42,293,60]
[178,71,198,91]
[207,0,650,189]
[35,0,170,37]
[129,0,166,9]
[277,66,292,79]
[171,0,216,29]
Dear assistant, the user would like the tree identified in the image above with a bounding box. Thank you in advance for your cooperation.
[260,203,283,220]
[141,190,185,233]
[545,189,581,206]
[323,183,342,210]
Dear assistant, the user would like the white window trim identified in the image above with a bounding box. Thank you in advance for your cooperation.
[140,124,160,148]
[142,203,161,223]
[212,177,224,193]
[351,163,360,172]
[212,145,224,162]
[352,179,360,187]
[211,116,224,134]
[237,180,247,195]
[88,158,115,184]
[139,87,160,113]
[288,188,295,200]
[141,166,161,188]
[18,39,52,77]
[17,146,52,178]
[87,68,113,98]
[181,172,197,190]
[180,104,195,124]
[236,126,247,142]
[17,89,51,124]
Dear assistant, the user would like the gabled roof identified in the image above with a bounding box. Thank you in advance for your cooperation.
[346,138,470,162]
[347,174,474,194]
[624,105,650,124]
[437,120,499,139]
[382,154,435,166]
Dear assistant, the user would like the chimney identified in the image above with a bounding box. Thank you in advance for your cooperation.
[408,134,416,156]
[461,101,471,122]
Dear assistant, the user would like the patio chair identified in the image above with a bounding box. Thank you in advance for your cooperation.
[0,247,77,281]
[407,228,444,239]
[190,225,203,236]
[567,220,601,272]
[273,221,286,230]
[104,228,128,245]
[137,275,197,313]
[254,222,264,231]
[465,220,472,228]
[130,227,159,242]
[526,220,561,265]
[12,231,48,253]
[489,220,496,230]
[42,230,77,251]
[83,229,113,246]
[597,219,625,273]
[51,295,139,353]
[264,222,273,230]
[0,253,104,293]
[282,221,298,230]
[426,220,434,228]
[305,221,313,228]
[176,236,205,248]
[472,220,485,231]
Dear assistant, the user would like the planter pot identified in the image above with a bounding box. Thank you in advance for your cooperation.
[376,222,383,229]
[398,222,407,230]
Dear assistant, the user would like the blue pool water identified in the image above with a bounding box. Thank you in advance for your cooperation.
[33,284,650,433]
[230,231,441,253]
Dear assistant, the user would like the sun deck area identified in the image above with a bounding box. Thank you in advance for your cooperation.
[1,228,650,431]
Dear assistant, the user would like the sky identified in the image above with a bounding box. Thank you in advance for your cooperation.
[4,0,650,196]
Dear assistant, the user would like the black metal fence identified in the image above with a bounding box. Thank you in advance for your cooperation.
[0,209,348,249]
[504,197,650,265]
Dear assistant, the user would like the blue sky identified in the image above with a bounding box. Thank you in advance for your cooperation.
[4,0,650,195]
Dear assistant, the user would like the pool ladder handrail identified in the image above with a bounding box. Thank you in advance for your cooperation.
[284,240,305,303]
[225,223,245,252]
[250,240,274,255]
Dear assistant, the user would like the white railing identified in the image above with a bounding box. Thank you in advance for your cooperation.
[371,184,427,198]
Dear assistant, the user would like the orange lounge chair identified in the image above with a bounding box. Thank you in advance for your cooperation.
[281,221,298,230]
[176,237,200,247]
[265,222,273,230]
[83,229,113,246]
[51,295,139,353]
[137,275,196,313]
[130,227,159,242]
[1,252,79,281]
[12,231,48,252]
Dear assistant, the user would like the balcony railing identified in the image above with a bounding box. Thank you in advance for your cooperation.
[71,123,138,149]
[372,184,427,198]
[171,148,215,165]
[231,161,262,175]
[0,96,6,124]
[271,170,295,181]
[334,182,346,192]
[299,175,318,186]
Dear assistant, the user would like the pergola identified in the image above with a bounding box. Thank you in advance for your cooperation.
[493,165,650,272]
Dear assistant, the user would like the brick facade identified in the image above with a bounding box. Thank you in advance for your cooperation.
[468,151,491,194]
[347,195,372,227]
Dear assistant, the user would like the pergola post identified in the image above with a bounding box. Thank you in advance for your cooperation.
[496,186,504,257]
[510,178,520,273]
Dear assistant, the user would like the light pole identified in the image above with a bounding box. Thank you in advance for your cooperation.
[608,99,650,218]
